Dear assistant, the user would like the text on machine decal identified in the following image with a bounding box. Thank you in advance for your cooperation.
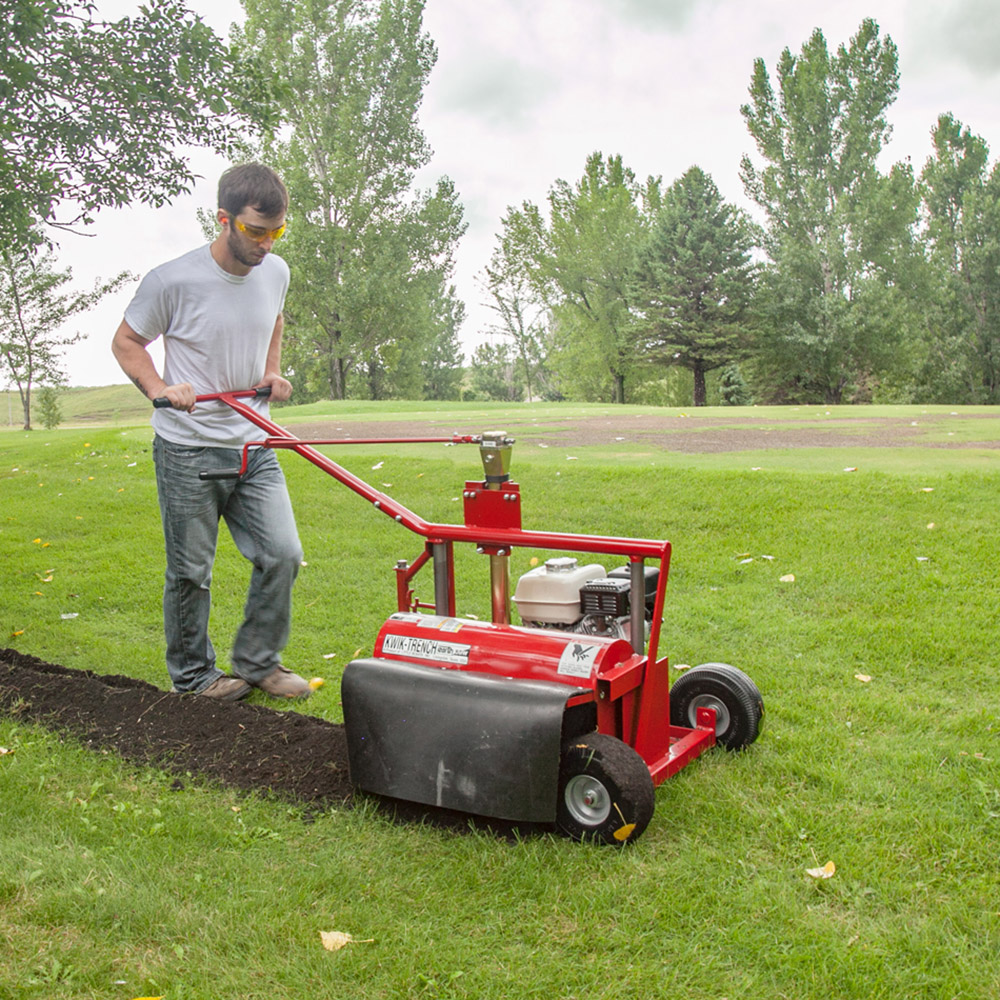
[382,633,472,665]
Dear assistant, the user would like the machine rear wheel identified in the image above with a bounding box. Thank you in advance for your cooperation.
[669,663,763,750]
[556,733,655,846]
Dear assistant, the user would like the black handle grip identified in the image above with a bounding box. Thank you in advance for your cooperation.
[198,469,243,481]
[152,396,172,408]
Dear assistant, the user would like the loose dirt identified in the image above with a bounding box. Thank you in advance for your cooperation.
[0,647,353,806]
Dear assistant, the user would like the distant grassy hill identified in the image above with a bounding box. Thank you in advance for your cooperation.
[1,384,150,428]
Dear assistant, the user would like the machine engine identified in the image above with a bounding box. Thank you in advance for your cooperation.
[513,556,658,641]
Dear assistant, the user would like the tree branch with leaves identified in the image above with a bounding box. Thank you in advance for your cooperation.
[1,0,277,248]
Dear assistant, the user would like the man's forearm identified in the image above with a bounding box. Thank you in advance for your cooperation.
[111,322,167,399]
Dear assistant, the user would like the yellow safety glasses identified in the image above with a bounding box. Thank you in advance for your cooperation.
[233,218,287,242]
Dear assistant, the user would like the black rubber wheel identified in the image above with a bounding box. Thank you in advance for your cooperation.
[669,663,764,750]
[556,733,655,846]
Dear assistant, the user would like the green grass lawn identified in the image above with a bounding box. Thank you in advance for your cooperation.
[1,404,999,999]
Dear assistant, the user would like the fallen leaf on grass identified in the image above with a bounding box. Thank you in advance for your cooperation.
[843,467,858,472]
[779,574,796,583]
[854,673,872,683]
[920,487,934,493]
[320,931,374,951]
[308,677,325,690]
[806,861,836,879]
[927,523,935,530]
[0,746,13,755]
[322,652,337,660]
[371,461,384,470]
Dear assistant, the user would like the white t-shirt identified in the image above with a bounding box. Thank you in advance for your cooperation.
[125,244,290,448]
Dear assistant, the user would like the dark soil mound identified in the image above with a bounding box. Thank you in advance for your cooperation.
[0,648,353,806]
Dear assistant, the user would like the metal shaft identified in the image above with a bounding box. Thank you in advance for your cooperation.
[490,553,511,624]
[630,560,645,654]
[432,542,451,616]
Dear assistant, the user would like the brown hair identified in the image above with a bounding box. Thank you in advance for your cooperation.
[218,163,288,218]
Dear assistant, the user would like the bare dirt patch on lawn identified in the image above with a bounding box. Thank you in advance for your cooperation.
[290,411,1000,453]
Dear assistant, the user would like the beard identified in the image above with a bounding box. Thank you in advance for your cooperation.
[227,229,267,269]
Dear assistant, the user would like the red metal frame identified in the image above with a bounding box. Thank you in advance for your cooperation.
[200,389,716,784]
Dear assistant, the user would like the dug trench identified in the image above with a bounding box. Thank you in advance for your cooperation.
[0,647,541,835]
[0,647,354,808]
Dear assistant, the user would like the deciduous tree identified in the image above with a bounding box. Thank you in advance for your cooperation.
[919,114,1000,401]
[468,342,523,402]
[740,19,920,403]
[0,241,131,429]
[499,153,659,403]
[238,0,466,400]
[1,0,275,246]
[483,248,549,402]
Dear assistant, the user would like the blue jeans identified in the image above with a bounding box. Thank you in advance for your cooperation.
[153,436,303,693]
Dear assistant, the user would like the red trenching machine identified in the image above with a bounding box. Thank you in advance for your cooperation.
[161,388,764,845]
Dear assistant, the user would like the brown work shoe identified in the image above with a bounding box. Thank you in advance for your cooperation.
[255,666,312,700]
[172,676,251,701]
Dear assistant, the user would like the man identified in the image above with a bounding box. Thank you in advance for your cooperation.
[112,163,310,701]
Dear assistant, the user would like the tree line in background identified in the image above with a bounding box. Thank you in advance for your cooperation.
[2,5,998,425]
[485,19,1000,407]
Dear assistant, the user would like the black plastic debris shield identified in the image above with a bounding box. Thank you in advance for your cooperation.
[342,657,590,822]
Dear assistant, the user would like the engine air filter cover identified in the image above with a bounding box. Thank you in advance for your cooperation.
[579,577,631,617]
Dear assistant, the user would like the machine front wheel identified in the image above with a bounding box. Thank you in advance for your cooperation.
[669,663,763,750]
[556,734,655,846]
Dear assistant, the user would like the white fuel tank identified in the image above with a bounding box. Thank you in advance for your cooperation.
[513,557,606,625]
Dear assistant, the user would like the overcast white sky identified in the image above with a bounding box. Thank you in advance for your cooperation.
[49,0,1000,387]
